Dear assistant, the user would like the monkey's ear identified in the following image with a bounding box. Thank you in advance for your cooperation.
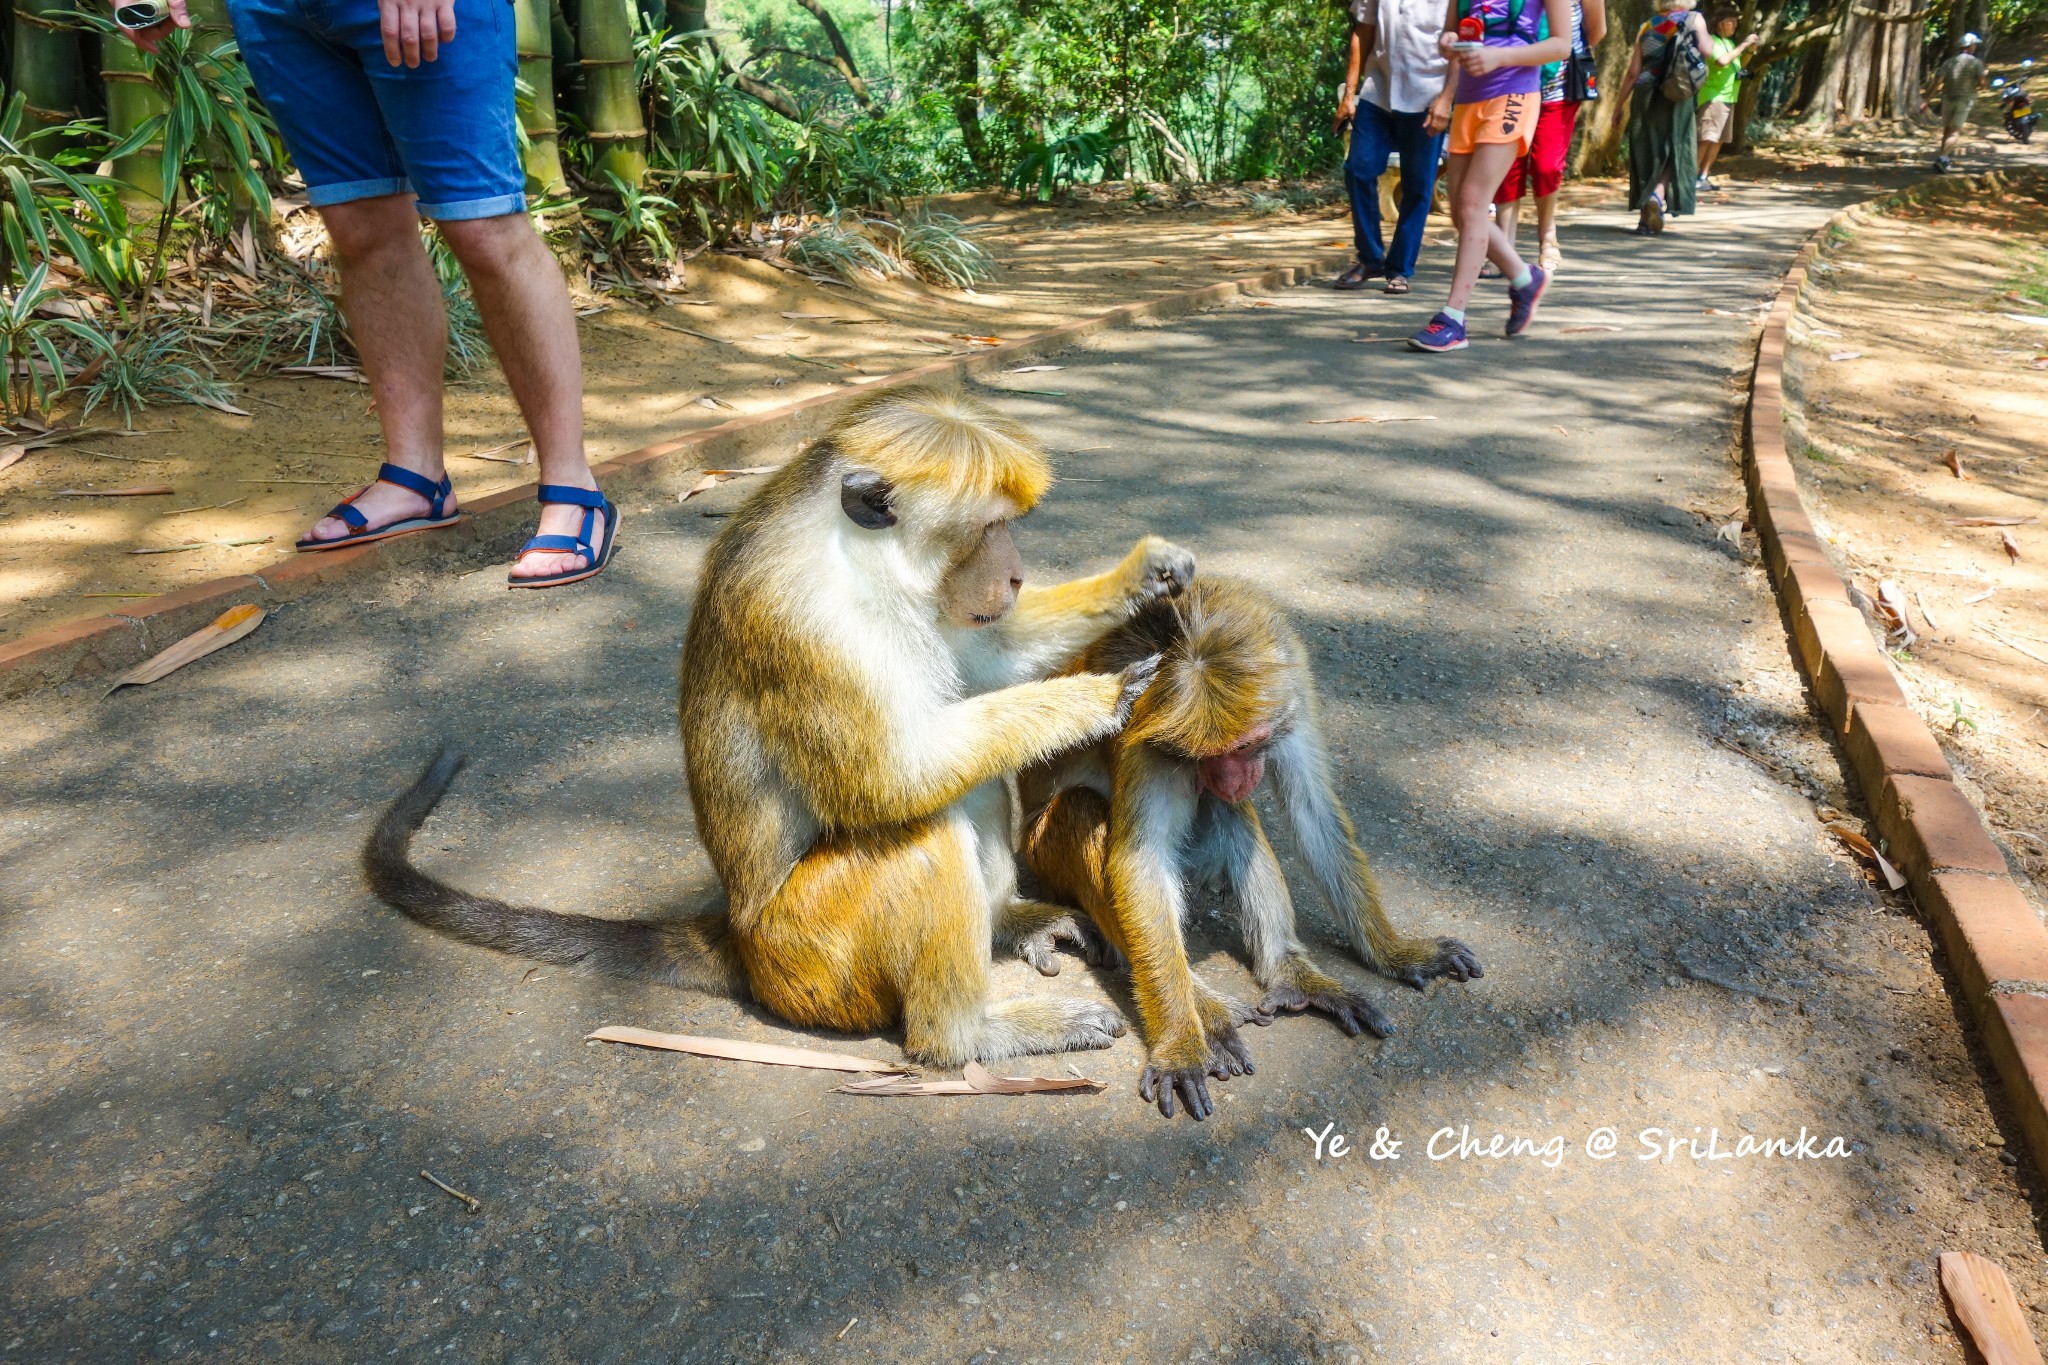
[840,469,898,530]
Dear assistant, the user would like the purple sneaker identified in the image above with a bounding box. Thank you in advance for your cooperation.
[1505,265,1548,338]
[1407,312,1468,352]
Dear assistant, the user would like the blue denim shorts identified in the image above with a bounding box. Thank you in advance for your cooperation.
[226,0,524,220]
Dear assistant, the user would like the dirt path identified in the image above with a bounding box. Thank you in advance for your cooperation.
[1783,179,2048,925]
[7,171,2048,1363]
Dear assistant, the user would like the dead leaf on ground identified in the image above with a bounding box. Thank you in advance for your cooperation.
[1944,449,1969,480]
[1716,519,1744,546]
[188,392,251,417]
[463,438,531,465]
[1826,823,1907,890]
[837,1060,1105,1097]
[0,443,25,474]
[1939,1250,2045,1365]
[1006,365,1063,374]
[56,484,174,497]
[279,365,368,383]
[956,335,1004,346]
[1827,350,1864,362]
[694,395,734,410]
[679,466,775,501]
[1874,579,1917,647]
[105,603,265,695]
[1559,325,1623,334]
[1951,516,2035,527]
[587,1025,910,1074]
[2003,529,2022,563]
[1348,337,1408,344]
[1306,414,1438,426]
[129,536,272,555]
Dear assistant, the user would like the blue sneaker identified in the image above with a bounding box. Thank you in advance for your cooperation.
[1505,265,1548,338]
[1407,312,1468,352]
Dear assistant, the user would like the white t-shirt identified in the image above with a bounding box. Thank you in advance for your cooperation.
[1352,0,1453,115]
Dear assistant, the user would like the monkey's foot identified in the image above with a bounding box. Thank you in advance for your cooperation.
[1262,980,1394,1040]
[1139,1061,1222,1121]
[1014,913,1125,978]
[1059,1001,1129,1051]
[971,996,1128,1061]
[1393,937,1484,991]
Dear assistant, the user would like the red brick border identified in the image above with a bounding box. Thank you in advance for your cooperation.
[1744,169,2048,1169]
[0,247,1353,700]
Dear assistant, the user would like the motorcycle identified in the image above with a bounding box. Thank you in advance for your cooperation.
[2001,80,2039,144]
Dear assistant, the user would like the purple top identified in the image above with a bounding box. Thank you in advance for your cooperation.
[1455,0,1546,103]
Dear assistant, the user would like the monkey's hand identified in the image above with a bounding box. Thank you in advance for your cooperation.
[1015,912,1125,977]
[1140,1059,1222,1121]
[1113,652,1164,726]
[1393,937,1484,991]
[1118,535,1196,606]
[1262,977,1394,1040]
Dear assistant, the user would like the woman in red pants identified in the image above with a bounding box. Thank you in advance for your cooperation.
[1491,0,1604,272]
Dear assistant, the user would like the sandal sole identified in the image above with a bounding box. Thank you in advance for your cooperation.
[507,503,621,590]
[294,514,463,552]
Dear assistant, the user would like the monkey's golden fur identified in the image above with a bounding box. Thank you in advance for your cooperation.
[368,385,1192,1067]
[1022,577,1482,1118]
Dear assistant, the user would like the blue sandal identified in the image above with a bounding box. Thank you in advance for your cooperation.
[295,462,461,552]
[508,484,620,589]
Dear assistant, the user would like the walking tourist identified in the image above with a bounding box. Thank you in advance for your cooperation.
[1335,0,1454,295]
[1615,0,1711,235]
[1695,7,1758,190]
[1937,33,1989,171]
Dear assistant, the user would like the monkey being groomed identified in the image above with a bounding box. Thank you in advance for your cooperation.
[1020,577,1483,1121]
[366,385,1199,1067]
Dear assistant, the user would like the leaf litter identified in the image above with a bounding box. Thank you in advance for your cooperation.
[104,604,266,695]
[586,1025,909,1074]
[838,1060,1105,1097]
[679,466,775,501]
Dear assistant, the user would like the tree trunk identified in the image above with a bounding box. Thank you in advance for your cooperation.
[1802,5,1854,127]
[577,0,647,185]
[1895,6,1924,123]
[514,0,568,195]
[662,0,704,40]
[1573,0,1655,175]
[1839,4,1876,123]
[11,0,81,131]
[952,45,991,179]
[101,27,167,208]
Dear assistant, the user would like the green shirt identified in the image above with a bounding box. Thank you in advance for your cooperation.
[1698,34,1742,105]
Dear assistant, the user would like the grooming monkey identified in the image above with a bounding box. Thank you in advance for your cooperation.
[368,385,1196,1066]
[1021,577,1483,1120]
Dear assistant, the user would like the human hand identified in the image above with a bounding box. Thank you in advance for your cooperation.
[1425,93,1454,134]
[1335,91,1358,132]
[1454,44,1502,76]
[379,0,457,66]
[121,0,189,53]
[1438,29,1460,56]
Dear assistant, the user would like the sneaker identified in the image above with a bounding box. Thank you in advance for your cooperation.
[1505,265,1548,338]
[1407,312,1468,352]
[1696,173,1709,190]
[1644,194,1665,234]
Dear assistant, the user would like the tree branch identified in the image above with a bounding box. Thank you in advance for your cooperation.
[787,0,877,112]
[712,37,805,120]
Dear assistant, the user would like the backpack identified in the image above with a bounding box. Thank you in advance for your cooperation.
[1459,0,1536,43]
[1659,18,1710,103]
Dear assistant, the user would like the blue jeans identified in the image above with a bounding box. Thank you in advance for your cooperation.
[226,0,524,219]
[1343,102,1445,280]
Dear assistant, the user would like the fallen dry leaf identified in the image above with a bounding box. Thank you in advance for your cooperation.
[1716,519,1744,546]
[1984,625,2048,666]
[587,1025,909,1073]
[55,484,173,497]
[694,395,734,410]
[679,466,775,501]
[105,603,265,695]
[1827,350,1863,362]
[1944,449,1968,480]
[188,392,251,417]
[1006,365,1063,374]
[1559,325,1623,334]
[956,335,1004,346]
[464,438,532,465]
[2003,529,2022,564]
[1874,579,1916,646]
[837,1060,1104,1097]
[279,364,367,383]
[1950,516,2036,527]
[0,443,25,474]
[1826,823,1906,890]
[1306,414,1438,426]
[1940,1250,2044,1365]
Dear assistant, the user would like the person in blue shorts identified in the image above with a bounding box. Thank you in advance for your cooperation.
[127,0,618,588]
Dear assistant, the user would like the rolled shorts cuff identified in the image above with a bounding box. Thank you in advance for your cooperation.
[416,192,529,222]
[306,176,413,207]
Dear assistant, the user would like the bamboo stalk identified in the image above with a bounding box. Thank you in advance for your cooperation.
[514,0,569,195]
[102,26,169,207]
[576,0,647,186]
[11,0,84,132]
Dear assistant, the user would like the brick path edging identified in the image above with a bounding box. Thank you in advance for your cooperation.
[0,246,1354,701]
[1744,168,2048,1170]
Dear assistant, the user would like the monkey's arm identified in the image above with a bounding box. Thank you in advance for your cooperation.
[979,536,1195,683]
[769,669,1149,832]
[1268,721,1483,988]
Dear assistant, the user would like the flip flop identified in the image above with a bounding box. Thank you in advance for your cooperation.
[295,463,461,552]
[1384,275,1411,294]
[507,484,620,589]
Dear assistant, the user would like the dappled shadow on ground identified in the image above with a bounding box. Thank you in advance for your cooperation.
[5,173,2045,1362]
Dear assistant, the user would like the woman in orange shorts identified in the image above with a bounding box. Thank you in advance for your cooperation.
[1407,0,1574,352]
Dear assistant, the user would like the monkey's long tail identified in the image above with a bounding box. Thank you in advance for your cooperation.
[363,750,748,998]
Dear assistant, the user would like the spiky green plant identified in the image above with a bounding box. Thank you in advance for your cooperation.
[584,171,679,263]
[893,209,994,289]
[0,93,139,300]
[0,263,115,419]
[81,321,233,426]
[785,217,894,283]
[636,24,781,239]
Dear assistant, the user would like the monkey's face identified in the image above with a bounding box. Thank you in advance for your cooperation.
[1198,722,1273,804]
[937,519,1026,628]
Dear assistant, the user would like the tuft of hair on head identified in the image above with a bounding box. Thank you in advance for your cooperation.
[1125,589,1295,759]
[826,384,1053,512]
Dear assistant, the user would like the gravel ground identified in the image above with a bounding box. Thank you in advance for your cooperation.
[7,172,2047,1364]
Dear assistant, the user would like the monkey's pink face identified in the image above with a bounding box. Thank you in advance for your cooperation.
[1198,724,1273,804]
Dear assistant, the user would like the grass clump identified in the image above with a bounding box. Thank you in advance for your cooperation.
[82,325,234,426]
[893,210,995,289]
[786,218,896,283]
